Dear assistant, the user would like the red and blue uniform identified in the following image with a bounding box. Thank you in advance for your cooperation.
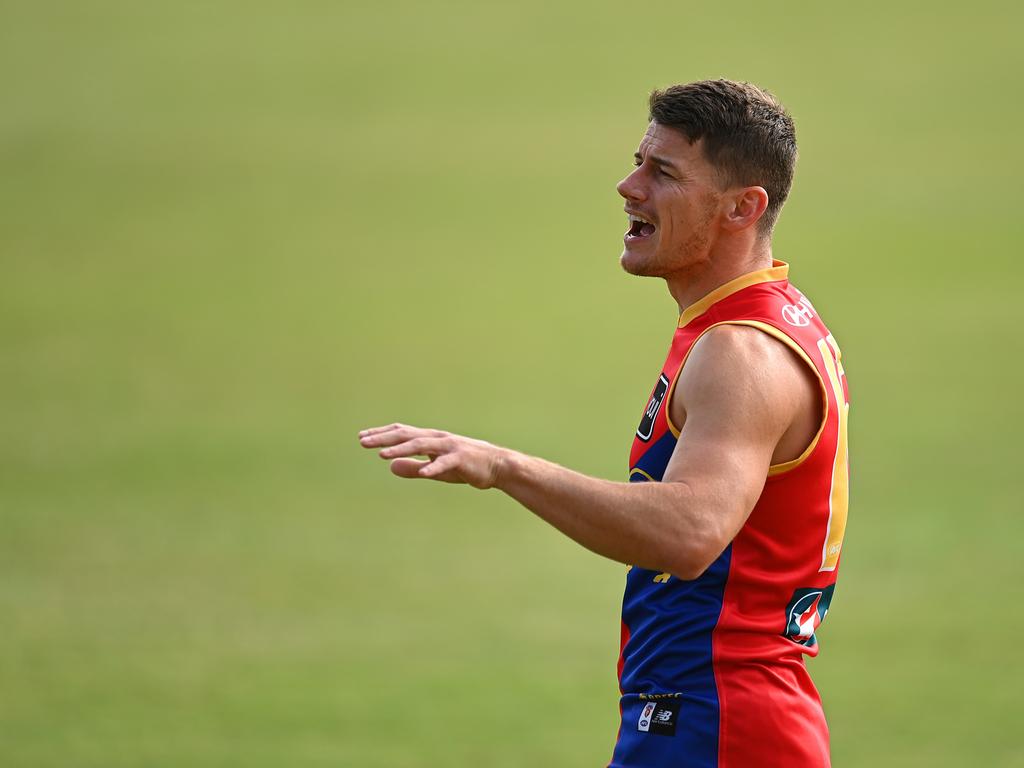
[610,261,850,768]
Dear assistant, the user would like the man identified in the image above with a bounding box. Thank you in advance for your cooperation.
[360,80,850,767]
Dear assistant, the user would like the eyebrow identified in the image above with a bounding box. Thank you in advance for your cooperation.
[634,152,681,173]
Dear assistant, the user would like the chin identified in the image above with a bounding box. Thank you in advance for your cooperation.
[620,248,665,278]
[619,251,642,276]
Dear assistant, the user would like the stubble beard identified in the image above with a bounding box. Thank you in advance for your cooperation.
[621,211,714,280]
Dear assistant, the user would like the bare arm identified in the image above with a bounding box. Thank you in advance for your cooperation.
[359,325,816,580]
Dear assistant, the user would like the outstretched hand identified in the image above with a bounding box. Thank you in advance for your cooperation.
[358,423,509,489]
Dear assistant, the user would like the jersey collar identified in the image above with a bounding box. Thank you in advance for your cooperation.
[677,260,790,328]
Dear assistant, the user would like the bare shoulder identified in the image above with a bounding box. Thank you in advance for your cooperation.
[675,323,820,442]
[681,323,807,395]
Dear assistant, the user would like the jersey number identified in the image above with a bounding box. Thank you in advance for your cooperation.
[817,334,849,572]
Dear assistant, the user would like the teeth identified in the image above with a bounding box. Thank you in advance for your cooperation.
[628,214,651,225]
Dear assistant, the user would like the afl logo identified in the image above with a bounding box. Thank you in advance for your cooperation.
[783,585,835,647]
[782,302,814,327]
[637,702,657,732]
[636,698,680,736]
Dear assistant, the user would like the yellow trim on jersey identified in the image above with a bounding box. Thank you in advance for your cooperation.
[677,260,790,329]
[817,334,849,571]
[728,321,829,477]
[661,320,829,477]
[663,321,737,436]
[663,338,694,439]
[629,467,656,482]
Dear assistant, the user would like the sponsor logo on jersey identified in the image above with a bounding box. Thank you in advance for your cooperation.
[636,374,670,442]
[782,296,815,327]
[783,585,835,646]
[636,697,681,736]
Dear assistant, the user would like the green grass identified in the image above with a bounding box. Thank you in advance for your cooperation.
[2,1,1022,765]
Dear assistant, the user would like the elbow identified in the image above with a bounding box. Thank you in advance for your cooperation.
[668,552,721,582]
[654,484,739,581]
[664,526,731,582]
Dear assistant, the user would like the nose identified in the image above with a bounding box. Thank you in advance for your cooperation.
[616,167,646,202]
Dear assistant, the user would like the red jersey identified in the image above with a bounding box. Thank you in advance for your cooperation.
[610,260,850,768]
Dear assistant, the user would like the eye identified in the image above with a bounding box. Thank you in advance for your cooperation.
[658,168,674,178]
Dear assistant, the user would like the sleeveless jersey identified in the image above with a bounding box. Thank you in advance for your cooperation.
[609,261,850,768]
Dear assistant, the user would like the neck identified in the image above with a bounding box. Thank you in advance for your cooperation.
[666,238,774,315]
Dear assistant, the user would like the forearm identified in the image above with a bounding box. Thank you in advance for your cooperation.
[359,422,744,578]
[495,450,724,579]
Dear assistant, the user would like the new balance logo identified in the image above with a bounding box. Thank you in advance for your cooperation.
[635,698,681,737]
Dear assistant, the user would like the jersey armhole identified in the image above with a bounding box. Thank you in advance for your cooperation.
[662,320,829,477]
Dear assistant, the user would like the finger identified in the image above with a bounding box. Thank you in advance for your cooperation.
[358,423,405,437]
[360,425,449,448]
[379,437,451,459]
[418,453,462,479]
[390,458,431,478]
[360,423,451,438]
[360,425,422,448]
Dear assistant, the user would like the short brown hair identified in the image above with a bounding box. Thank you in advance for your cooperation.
[648,80,797,235]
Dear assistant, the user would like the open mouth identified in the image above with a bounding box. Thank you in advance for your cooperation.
[625,213,656,242]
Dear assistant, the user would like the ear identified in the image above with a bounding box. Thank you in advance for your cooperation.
[721,186,769,233]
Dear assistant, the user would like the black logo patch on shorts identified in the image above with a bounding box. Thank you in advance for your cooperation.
[636,697,680,736]
[636,374,670,442]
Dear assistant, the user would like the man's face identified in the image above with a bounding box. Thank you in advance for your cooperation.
[616,122,725,278]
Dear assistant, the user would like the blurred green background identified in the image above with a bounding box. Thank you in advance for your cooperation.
[2,1,1022,766]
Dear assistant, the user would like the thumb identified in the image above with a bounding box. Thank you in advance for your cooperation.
[390,458,430,478]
